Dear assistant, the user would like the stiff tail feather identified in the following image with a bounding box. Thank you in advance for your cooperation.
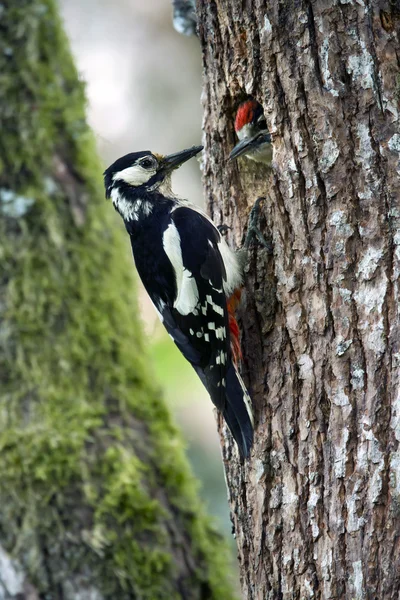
[222,361,254,458]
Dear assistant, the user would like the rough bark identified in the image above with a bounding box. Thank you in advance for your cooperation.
[197,0,400,598]
[0,2,235,599]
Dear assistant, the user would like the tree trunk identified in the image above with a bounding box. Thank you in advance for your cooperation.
[197,1,400,598]
[0,2,235,598]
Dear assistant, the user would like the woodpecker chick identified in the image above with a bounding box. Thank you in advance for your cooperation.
[104,146,254,458]
[230,99,273,164]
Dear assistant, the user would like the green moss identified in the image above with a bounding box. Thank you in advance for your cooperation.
[0,1,235,598]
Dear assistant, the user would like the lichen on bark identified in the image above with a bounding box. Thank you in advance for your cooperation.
[0,1,235,598]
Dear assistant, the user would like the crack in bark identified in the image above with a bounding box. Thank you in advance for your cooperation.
[365,0,385,113]
[305,0,324,89]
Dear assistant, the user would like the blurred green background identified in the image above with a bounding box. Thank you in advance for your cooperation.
[60,0,234,555]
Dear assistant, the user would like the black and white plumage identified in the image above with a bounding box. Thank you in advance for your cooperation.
[104,146,254,458]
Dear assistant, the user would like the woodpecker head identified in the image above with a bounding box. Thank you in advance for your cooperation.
[229,99,273,165]
[104,146,203,220]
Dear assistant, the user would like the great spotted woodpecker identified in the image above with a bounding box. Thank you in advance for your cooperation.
[104,146,254,458]
[229,98,273,164]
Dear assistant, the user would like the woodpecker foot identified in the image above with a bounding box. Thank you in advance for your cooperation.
[218,223,231,236]
[244,197,273,253]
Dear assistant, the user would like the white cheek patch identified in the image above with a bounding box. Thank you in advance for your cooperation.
[113,165,156,187]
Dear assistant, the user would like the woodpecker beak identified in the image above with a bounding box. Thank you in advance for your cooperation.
[162,145,203,171]
[229,131,272,161]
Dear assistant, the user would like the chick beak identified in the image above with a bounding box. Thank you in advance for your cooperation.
[162,145,203,171]
[229,131,272,161]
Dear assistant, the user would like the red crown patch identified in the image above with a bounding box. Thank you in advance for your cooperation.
[234,99,259,132]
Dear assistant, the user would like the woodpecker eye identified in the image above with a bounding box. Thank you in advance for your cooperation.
[139,157,156,170]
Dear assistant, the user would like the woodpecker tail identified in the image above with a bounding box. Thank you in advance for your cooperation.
[222,361,254,458]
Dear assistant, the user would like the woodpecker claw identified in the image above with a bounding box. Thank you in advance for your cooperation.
[217,224,231,236]
[244,198,273,253]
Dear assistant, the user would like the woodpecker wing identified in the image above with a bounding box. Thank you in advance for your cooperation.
[159,206,231,411]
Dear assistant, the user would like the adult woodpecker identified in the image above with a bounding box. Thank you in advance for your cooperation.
[229,98,273,164]
[104,146,254,458]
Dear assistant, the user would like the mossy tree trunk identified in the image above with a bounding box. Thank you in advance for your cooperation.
[0,2,235,599]
[197,1,400,598]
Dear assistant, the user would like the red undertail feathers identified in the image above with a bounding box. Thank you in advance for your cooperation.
[227,288,243,366]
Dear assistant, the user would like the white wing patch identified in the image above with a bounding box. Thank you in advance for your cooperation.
[172,201,243,295]
[163,222,200,316]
